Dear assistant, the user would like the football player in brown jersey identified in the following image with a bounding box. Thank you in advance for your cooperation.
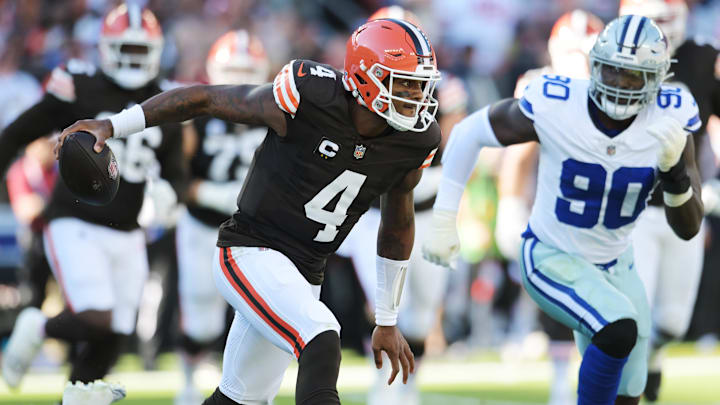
[60,18,442,405]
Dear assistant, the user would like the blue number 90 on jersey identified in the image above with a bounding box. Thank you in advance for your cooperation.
[555,159,655,229]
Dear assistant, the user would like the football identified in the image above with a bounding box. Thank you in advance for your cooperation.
[58,131,120,206]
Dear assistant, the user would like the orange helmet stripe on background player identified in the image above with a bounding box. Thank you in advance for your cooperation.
[548,9,604,77]
[206,29,270,86]
[99,2,164,89]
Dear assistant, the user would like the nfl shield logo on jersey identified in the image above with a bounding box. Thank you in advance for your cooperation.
[354,144,367,159]
[606,145,616,156]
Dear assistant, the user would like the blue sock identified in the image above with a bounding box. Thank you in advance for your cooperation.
[577,343,628,405]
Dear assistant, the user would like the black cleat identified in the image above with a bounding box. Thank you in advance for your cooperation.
[644,371,662,402]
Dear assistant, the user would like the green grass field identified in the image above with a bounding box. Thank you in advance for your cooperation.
[2,345,719,404]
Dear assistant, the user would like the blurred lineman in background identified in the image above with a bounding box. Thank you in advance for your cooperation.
[0,2,185,396]
[619,0,720,401]
[425,14,703,405]
[173,29,270,405]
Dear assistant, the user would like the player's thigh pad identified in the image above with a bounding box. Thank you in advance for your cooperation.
[213,246,340,359]
[631,207,664,307]
[219,310,292,404]
[43,218,114,314]
[176,211,227,342]
[398,210,449,340]
[336,208,380,305]
[655,218,705,337]
[44,218,148,334]
[519,235,651,340]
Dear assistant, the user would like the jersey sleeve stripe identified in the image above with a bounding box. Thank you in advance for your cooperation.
[273,65,297,117]
[273,75,294,116]
[282,66,300,110]
[45,68,76,102]
[420,147,438,169]
[685,114,701,132]
[519,97,534,120]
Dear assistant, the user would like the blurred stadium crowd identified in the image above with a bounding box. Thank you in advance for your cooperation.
[2,0,720,402]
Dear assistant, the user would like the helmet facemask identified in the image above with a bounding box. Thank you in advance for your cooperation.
[366,63,440,132]
[589,60,663,120]
[100,39,162,89]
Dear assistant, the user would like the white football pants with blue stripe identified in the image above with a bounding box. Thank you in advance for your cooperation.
[519,230,650,397]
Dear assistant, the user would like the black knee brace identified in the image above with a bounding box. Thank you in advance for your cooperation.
[296,330,341,405]
[202,387,241,405]
[592,318,638,359]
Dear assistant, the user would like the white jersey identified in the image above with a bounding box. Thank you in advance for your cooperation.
[518,75,700,263]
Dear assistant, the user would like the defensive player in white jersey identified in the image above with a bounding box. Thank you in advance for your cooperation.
[618,0,720,401]
[496,10,604,405]
[174,29,270,405]
[425,15,703,405]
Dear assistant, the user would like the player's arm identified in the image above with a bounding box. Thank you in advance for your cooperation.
[661,134,703,240]
[372,168,420,386]
[57,84,285,155]
[422,98,537,267]
[0,95,74,176]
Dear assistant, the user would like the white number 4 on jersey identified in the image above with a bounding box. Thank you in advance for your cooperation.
[304,170,366,242]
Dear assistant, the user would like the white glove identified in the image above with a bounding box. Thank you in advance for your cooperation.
[702,178,720,216]
[494,197,530,261]
[647,116,688,172]
[422,209,460,269]
[138,178,179,228]
[62,380,126,405]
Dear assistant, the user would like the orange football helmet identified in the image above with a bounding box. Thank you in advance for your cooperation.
[620,0,688,54]
[343,19,440,132]
[368,6,421,27]
[99,2,163,89]
[548,9,604,78]
[206,30,270,85]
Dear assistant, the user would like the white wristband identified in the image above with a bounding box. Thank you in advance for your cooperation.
[375,256,409,326]
[109,104,146,138]
[664,188,693,207]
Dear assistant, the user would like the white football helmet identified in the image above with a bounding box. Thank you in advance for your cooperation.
[99,2,163,89]
[548,10,604,78]
[206,30,270,86]
[619,0,688,55]
[588,14,672,120]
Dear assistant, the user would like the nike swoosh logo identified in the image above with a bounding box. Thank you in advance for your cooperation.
[297,62,307,77]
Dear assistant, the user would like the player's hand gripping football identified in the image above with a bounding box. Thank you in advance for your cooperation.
[371,325,415,385]
[422,209,460,269]
[647,116,687,172]
[56,119,113,158]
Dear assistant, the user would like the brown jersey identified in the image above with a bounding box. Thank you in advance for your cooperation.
[217,59,441,284]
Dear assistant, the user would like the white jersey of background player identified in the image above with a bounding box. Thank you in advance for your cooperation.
[173,30,270,405]
[425,15,703,405]
[495,10,604,405]
[619,0,708,401]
